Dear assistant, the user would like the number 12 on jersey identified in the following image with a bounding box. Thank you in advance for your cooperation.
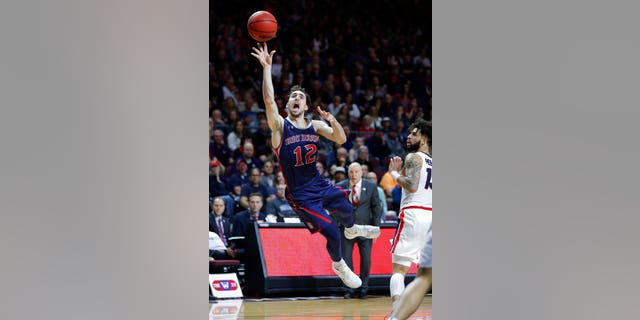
[293,144,317,166]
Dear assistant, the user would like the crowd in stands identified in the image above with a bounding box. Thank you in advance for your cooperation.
[209,0,431,245]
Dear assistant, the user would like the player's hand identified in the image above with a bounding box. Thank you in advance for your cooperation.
[317,106,336,123]
[250,42,276,68]
[388,156,403,172]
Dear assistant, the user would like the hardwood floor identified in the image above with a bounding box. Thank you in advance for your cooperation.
[209,295,432,319]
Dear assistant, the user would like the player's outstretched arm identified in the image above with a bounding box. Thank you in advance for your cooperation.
[388,153,422,193]
[250,42,282,134]
[313,106,346,144]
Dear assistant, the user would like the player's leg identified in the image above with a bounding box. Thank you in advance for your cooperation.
[387,267,431,320]
[390,261,411,303]
[388,221,432,319]
[298,195,362,289]
[390,207,431,302]
[323,185,380,239]
[320,222,361,289]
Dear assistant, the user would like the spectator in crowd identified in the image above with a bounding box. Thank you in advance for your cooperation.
[231,193,266,260]
[366,130,392,161]
[209,159,234,216]
[233,141,262,174]
[331,166,347,184]
[379,170,399,199]
[349,137,366,163]
[328,94,343,116]
[239,168,275,209]
[211,109,226,127]
[334,147,350,170]
[209,232,235,261]
[259,160,276,189]
[316,161,329,179]
[365,171,388,222]
[273,170,286,187]
[385,126,405,157]
[265,184,297,222]
[229,159,250,191]
[380,116,394,133]
[354,145,374,170]
[358,115,376,138]
[209,197,235,260]
[210,129,234,166]
[227,120,246,152]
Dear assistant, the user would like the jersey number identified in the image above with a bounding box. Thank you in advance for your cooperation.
[293,144,317,166]
[425,167,432,190]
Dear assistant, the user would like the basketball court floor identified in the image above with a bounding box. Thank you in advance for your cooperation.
[209,294,432,319]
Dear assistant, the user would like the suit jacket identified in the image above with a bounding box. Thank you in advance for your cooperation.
[209,213,232,245]
[336,179,383,226]
[231,210,266,238]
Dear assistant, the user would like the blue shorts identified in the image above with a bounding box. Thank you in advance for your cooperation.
[285,177,352,233]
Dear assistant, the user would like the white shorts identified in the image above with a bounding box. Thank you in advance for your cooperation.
[391,206,432,267]
[419,219,432,268]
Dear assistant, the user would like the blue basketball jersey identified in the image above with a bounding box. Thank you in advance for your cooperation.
[276,118,322,191]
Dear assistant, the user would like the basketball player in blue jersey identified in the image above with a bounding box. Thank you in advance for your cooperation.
[251,42,380,289]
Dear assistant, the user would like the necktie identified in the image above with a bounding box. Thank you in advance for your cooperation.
[251,215,257,221]
[217,218,227,246]
[352,185,359,206]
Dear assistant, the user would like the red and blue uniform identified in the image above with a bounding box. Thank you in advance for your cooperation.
[274,118,354,261]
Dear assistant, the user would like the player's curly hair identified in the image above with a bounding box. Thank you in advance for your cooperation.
[287,85,311,107]
[409,118,432,148]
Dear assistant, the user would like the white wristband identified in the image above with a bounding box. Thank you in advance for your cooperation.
[390,171,401,181]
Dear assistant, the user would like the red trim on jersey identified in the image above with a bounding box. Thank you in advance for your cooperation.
[297,205,332,224]
[273,125,283,161]
[285,192,333,224]
[390,209,406,253]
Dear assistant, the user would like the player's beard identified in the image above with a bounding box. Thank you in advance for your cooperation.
[405,141,421,153]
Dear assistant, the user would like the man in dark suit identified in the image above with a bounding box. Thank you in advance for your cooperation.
[231,193,266,261]
[209,197,236,259]
[336,162,383,299]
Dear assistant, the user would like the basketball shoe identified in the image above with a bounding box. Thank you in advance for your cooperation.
[344,224,381,240]
[332,259,362,288]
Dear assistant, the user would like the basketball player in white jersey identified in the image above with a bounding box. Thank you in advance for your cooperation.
[387,118,432,308]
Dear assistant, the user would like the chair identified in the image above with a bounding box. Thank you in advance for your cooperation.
[209,259,241,274]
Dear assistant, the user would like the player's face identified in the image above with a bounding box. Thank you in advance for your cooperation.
[405,128,423,152]
[287,90,308,116]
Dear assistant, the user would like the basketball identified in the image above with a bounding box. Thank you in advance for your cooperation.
[247,10,278,42]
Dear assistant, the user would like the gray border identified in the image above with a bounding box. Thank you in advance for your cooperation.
[0,1,207,319]
[437,0,640,319]
[3,0,640,319]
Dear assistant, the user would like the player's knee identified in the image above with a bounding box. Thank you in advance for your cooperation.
[417,267,432,277]
[392,255,413,269]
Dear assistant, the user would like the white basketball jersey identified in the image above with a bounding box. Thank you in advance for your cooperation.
[400,151,432,208]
